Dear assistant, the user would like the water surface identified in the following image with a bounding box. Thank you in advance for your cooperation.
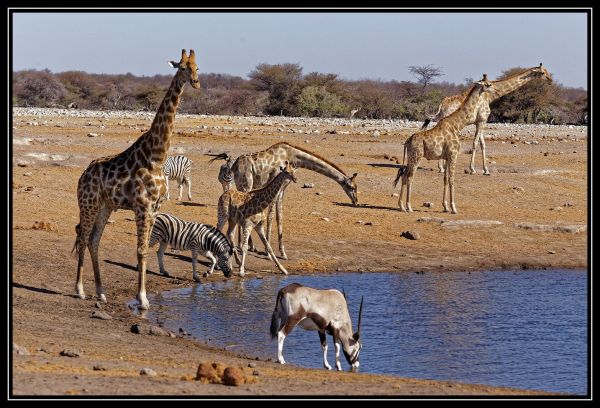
[150,270,587,395]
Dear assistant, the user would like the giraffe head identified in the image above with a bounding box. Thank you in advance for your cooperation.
[533,63,553,84]
[279,161,298,183]
[473,77,495,95]
[168,49,200,89]
[341,173,359,206]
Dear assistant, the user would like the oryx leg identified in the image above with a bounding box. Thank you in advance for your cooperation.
[334,340,342,371]
[318,331,332,370]
[277,331,286,365]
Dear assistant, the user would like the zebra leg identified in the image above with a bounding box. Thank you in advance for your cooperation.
[177,180,183,201]
[256,222,288,275]
[205,252,217,277]
[319,331,332,370]
[88,205,112,302]
[191,249,200,282]
[156,241,170,277]
[186,176,192,200]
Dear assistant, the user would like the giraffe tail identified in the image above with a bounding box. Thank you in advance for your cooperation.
[393,142,409,187]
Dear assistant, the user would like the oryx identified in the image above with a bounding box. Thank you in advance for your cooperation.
[270,283,363,371]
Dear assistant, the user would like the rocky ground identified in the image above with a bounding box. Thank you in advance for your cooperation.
[11,107,587,397]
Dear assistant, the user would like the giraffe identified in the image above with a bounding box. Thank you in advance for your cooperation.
[217,161,298,276]
[422,64,553,175]
[394,79,496,214]
[73,49,200,310]
[227,142,358,259]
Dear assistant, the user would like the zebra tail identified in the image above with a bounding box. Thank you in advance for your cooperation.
[270,290,287,339]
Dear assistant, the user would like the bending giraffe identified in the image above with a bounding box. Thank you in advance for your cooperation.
[217,161,298,276]
[422,64,553,175]
[394,79,496,214]
[73,49,201,309]
[214,142,358,259]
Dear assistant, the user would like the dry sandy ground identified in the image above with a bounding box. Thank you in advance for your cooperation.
[11,109,587,397]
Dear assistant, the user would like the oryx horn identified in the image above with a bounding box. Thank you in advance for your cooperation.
[357,295,364,336]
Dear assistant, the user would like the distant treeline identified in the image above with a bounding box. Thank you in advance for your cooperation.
[12,63,587,124]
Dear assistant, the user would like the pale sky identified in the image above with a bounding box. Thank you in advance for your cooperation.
[11,11,588,88]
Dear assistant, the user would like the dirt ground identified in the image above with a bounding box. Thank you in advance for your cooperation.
[11,109,587,397]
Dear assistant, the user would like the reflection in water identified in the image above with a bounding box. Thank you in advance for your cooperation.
[149,270,587,395]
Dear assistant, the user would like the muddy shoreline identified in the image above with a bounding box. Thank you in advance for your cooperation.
[11,108,587,396]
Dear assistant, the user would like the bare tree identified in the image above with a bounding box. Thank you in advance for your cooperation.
[408,64,444,92]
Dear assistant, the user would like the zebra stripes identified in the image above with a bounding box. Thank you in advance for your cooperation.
[162,155,193,201]
[218,161,234,192]
[149,213,233,280]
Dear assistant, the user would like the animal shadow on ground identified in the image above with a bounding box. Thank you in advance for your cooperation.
[334,202,404,212]
[103,259,184,280]
[368,162,404,169]
[13,282,62,295]
[176,202,208,207]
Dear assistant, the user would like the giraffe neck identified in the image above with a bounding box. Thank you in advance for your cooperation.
[443,86,485,129]
[142,73,186,163]
[276,144,347,184]
[491,68,537,100]
[250,172,290,211]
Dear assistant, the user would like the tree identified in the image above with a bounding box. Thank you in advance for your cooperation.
[408,64,444,92]
[249,63,303,116]
[297,86,347,118]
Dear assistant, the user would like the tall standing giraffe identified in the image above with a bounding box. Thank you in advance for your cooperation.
[73,49,200,309]
[394,79,496,214]
[422,64,553,175]
[223,142,358,259]
[217,162,298,276]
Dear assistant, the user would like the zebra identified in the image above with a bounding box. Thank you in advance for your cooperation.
[206,152,234,192]
[149,213,234,281]
[162,155,193,201]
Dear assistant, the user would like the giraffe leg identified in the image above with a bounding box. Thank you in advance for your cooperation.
[397,173,406,212]
[88,205,112,302]
[239,224,252,277]
[165,177,170,201]
[75,210,97,300]
[275,189,288,260]
[478,123,490,175]
[226,221,241,266]
[442,161,451,213]
[256,222,288,275]
[134,209,153,309]
[438,159,445,173]
[469,124,482,175]
[405,168,415,213]
[448,155,458,214]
